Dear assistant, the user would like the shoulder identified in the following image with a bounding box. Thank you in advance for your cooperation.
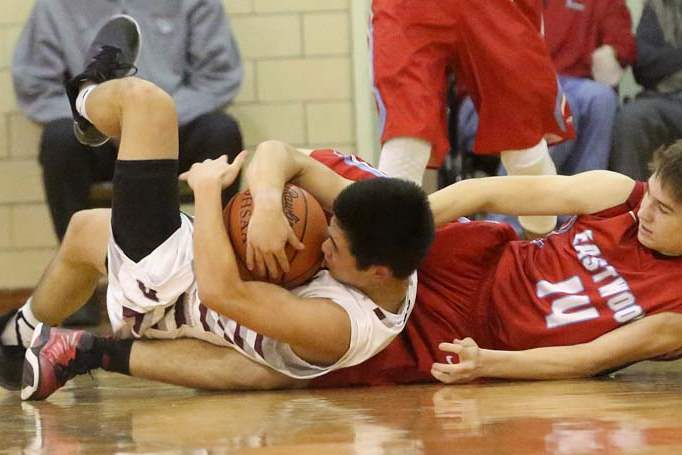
[308,149,384,181]
[586,179,644,218]
[293,271,361,302]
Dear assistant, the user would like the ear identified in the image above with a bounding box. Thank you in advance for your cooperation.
[370,264,393,280]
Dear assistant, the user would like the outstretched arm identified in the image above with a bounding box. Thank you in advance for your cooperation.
[431,312,682,383]
[429,171,636,227]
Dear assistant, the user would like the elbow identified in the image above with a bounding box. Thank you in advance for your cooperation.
[554,344,604,379]
[196,288,223,312]
[256,139,287,151]
[197,280,248,315]
[574,350,611,378]
[579,361,605,378]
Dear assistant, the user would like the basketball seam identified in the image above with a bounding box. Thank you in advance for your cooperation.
[286,186,308,269]
[283,186,325,287]
[226,196,252,274]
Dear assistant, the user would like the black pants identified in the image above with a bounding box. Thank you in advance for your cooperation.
[39,110,243,240]
[610,93,682,181]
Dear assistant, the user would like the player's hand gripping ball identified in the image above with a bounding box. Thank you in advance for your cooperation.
[224,184,328,288]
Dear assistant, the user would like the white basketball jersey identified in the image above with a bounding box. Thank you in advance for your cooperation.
[107,215,418,379]
[235,270,418,378]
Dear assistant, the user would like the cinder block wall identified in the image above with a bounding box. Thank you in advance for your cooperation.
[0,0,355,289]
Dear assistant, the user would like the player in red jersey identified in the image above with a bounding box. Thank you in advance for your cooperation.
[372,0,575,235]
[311,143,682,387]
[7,139,682,397]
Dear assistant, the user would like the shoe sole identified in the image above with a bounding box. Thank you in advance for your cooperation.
[110,13,143,63]
[0,309,22,390]
[73,121,110,147]
[74,13,142,147]
[21,323,48,401]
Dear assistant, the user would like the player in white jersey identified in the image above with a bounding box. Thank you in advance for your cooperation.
[0,16,434,400]
[106,225,418,379]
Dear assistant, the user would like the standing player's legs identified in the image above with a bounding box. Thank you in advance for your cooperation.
[371,0,454,186]
[500,141,558,235]
[454,0,574,235]
[378,137,432,187]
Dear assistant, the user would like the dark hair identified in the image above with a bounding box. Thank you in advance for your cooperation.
[649,140,682,204]
[332,177,435,279]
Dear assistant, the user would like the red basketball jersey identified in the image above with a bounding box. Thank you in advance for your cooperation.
[309,151,682,386]
[309,148,384,181]
[486,182,682,351]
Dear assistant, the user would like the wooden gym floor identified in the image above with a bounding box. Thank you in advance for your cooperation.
[2,358,682,454]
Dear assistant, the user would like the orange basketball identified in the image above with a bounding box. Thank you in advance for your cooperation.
[223,184,328,289]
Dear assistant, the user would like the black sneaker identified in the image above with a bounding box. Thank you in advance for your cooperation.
[65,14,141,147]
[0,310,24,391]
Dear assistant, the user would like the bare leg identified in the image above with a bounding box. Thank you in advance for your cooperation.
[378,137,431,186]
[84,77,178,161]
[500,139,558,236]
[32,77,177,324]
[30,210,110,324]
[129,339,307,391]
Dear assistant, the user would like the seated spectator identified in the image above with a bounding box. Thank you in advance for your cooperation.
[12,0,244,325]
[12,0,244,241]
[457,0,635,176]
[610,0,682,180]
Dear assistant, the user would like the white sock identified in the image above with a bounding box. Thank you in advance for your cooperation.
[75,83,98,123]
[1,298,41,348]
[378,137,431,186]
[500,139,555,176]
[500,139,558,235]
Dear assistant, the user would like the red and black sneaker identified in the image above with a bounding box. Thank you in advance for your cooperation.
[22,324,98,401]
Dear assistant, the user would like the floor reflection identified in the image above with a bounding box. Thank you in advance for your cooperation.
[1,366,682,454]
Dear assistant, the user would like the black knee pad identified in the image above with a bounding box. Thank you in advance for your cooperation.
[111,159,181,262]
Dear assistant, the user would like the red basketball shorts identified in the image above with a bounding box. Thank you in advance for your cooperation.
[370,0,574,167]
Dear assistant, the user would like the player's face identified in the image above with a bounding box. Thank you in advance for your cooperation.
[321,217,362,284]
[636,175,682,256]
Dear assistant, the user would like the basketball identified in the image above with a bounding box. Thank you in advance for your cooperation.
[223,184,328,289]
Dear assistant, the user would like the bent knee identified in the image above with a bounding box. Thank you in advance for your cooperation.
[61,209,111,269]
[119,77,176,121]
